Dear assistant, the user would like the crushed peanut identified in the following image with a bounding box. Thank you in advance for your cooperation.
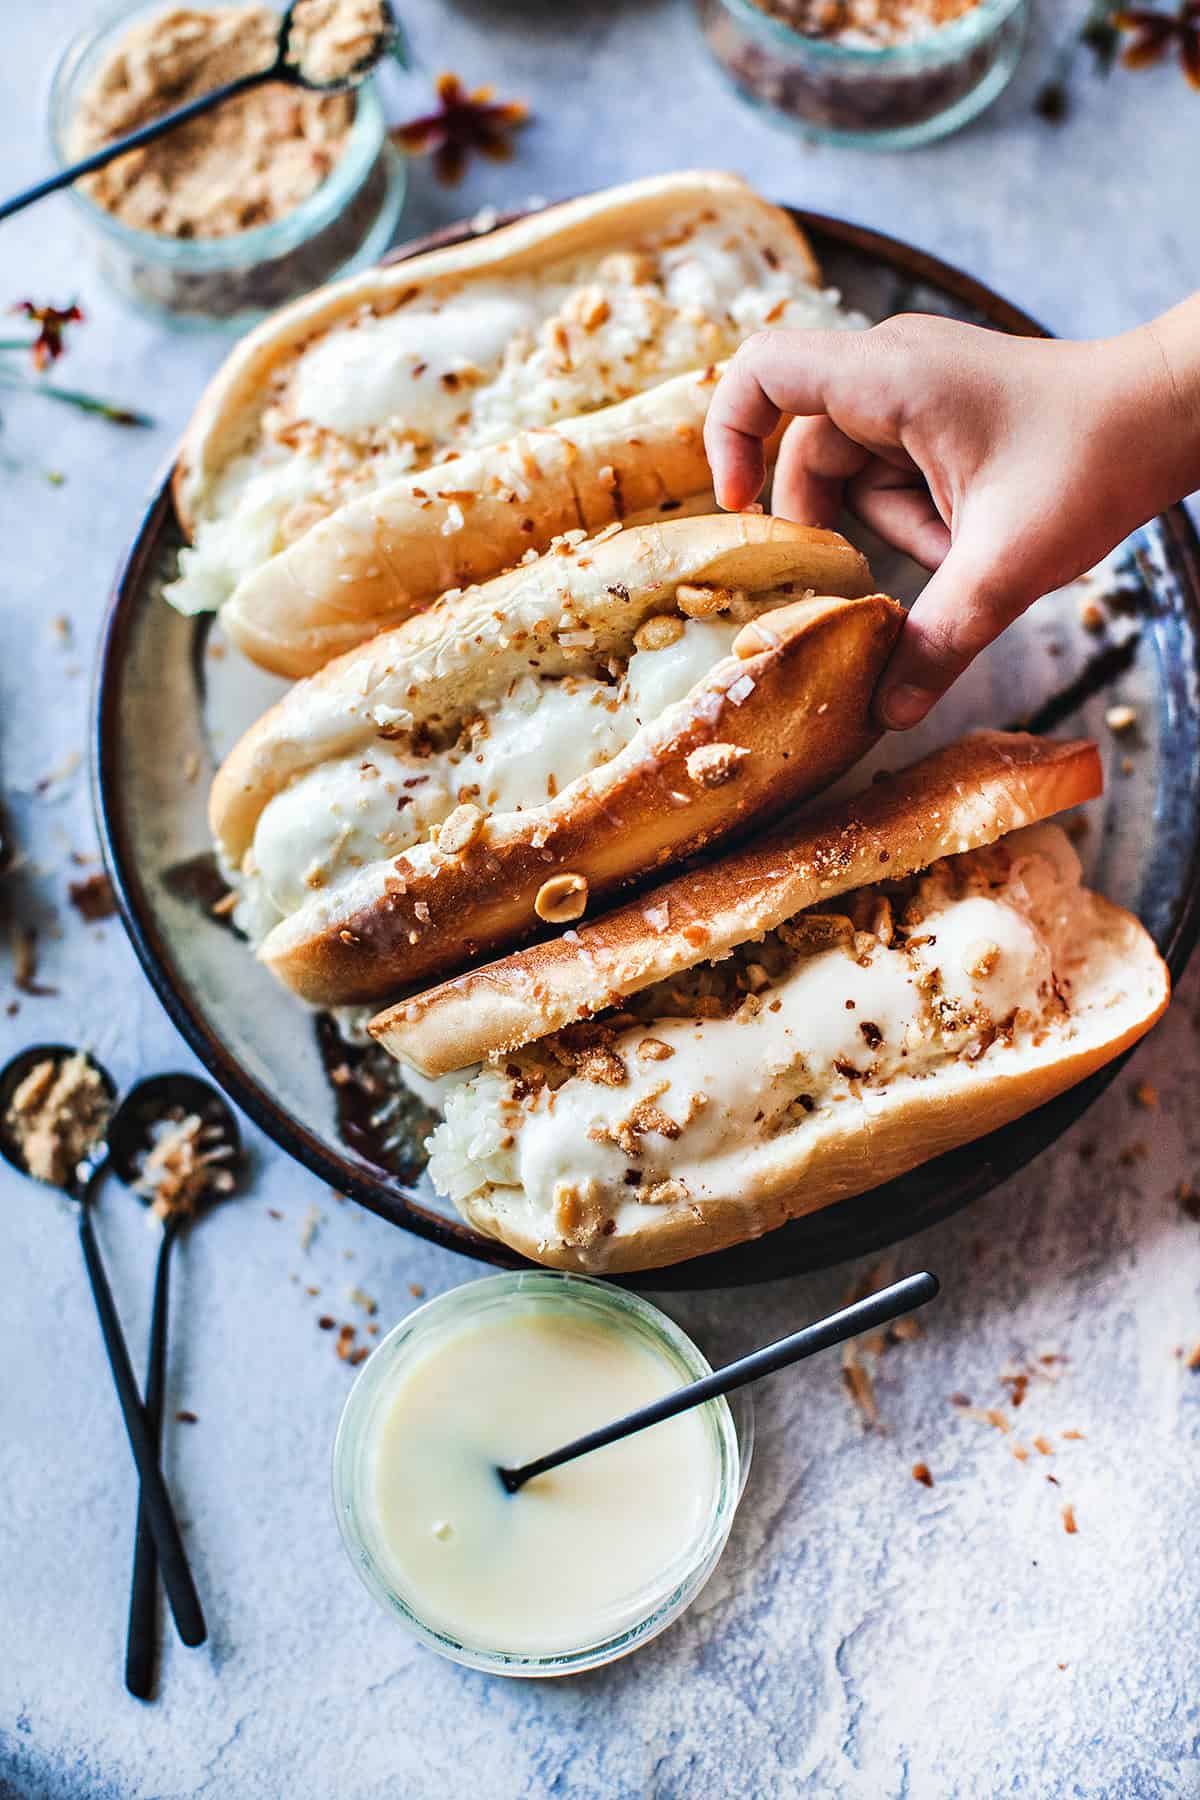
[675,583,739,618]
[686,742,750,787]
[436,802,485,856]
[633,614,685,653]
[534,872,589,924]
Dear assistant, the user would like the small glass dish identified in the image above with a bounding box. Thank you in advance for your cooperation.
[45,0,407,331]
[332,1271,753,1677]
[695,0,1028,149]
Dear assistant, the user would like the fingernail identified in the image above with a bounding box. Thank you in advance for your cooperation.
[879,684,930,731]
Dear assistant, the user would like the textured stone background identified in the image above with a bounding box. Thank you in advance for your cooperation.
[2,2,1199,1796]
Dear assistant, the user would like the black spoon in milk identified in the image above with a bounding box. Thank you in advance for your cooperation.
[0,1046,207,1651]
[498,1272,940,1495]
[0,0,400,224]
[107,1074,242,1702]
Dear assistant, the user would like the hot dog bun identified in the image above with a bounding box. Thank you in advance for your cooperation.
[210,513,893,1006]
[167,171,858,673]
[370,734,1169,1273]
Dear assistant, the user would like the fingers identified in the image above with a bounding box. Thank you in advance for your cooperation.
[772,415,873,528]
[704,328,863,510]
[849,464,952,570]
[873,539,1029,730]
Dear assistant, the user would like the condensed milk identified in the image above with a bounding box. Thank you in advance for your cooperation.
[333,1273,747,1673]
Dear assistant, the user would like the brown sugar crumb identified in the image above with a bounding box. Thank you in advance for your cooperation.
[408,1283,425,1298]
[639,1177,690,1207]
[958,1405,1010,1434]
[4,1053,111,1187]
[1011,1443,1029,1464]
[1032,1435,1055,1457]
[1062,1504,1078,1535]
[911,1461,934,1488]
[686,742,750,788]
[637,1037,674,1063]
[841,1360,879,1429]
[11,924,57,997]
[68,872,117,922]
[1131,1080,1158,1110]
[175,1410,199,1424]
[545,1021,627,1087]
[317,1316,336,1330]
[963,939,999,981]
[591,1087,681,1159]
[1061,1429,1085,1441]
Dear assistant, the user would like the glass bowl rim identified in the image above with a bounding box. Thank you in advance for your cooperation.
[44,0,394,269]
[330,1270,751,1675]
[709,0,1027,63]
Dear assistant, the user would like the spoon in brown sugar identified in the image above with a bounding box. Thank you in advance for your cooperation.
[0,0,401,224]
[0,1046,207,1653]
[107,1073,242,1702]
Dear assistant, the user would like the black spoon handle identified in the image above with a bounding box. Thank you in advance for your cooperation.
[124,1216,179,1699]
[76,1201,206,1649]
[500,1271,940,1494]
[0,71,269,224]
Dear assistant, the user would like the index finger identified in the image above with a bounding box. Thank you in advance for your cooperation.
[703,328,858,510]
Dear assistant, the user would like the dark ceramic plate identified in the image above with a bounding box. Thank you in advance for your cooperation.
[94,209,1200,1289]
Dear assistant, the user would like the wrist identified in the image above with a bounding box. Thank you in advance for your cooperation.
[1106,301,1200,521]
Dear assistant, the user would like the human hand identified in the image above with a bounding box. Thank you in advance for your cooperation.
[704,304,1200,728]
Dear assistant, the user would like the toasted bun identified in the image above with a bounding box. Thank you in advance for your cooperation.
[458,890,1167,1272]
[225,516,895,1006]
[373,733,1104,1075]
[171,172,833,664]
[220,377,755,678]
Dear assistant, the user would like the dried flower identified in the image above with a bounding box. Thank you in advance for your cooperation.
[391,72,530,184]
[12,301,83,370]
[0,299,151,428]
[1114,3,1200,82]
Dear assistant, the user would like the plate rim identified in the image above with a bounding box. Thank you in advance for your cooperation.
[92,205,1200,1288]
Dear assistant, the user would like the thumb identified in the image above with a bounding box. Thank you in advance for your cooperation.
[873,539,1029,731]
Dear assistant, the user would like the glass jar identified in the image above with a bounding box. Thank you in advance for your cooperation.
[695,0,1028,149]
[332,1271,753,1676]
[45,0,407,331]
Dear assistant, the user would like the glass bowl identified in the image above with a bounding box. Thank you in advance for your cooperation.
[694,0,1028,148]
[332,1272,753,1676]
[45,0,407,331]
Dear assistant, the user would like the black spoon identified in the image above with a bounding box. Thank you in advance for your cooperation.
[498,1271,940,1495]
[0,0,399,225]
[0,1046,206,1650]
[107,1074,242,1702]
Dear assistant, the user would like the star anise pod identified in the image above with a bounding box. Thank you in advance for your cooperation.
[12,301,84,371]
[1114,3,1200,85]
[391,72,530,185]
